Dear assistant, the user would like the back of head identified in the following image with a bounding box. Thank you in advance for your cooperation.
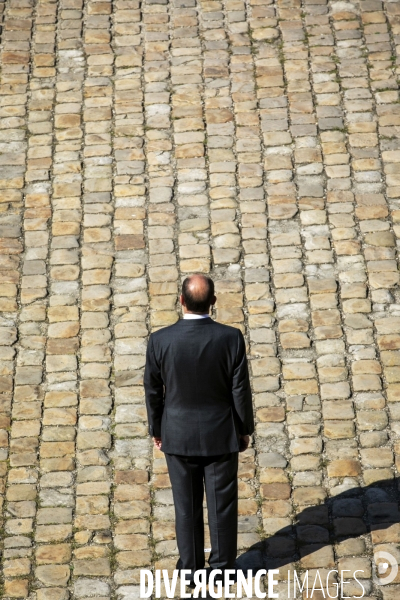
[181,274,215,313]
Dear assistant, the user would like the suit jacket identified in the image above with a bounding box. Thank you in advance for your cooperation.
[144,317,254,456]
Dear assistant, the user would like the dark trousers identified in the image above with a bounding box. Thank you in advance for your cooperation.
[165,452,238,573]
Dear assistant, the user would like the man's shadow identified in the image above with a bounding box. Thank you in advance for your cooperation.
[235,477,400,572]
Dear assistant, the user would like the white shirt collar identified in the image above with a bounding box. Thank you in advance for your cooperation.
[183,313,210,320]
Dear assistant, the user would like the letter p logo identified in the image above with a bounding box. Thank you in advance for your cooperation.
[373,551,398,586]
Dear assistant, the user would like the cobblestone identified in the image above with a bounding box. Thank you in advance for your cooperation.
[0,0,399,597]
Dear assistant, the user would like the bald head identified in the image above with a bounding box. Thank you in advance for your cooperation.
[181,275,216,314]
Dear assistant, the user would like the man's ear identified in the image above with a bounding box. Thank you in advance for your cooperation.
[211,295,217,306]
[180,294,185,306]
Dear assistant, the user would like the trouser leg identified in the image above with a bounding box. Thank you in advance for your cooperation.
[204,452,238,570]
[165,453,205,572]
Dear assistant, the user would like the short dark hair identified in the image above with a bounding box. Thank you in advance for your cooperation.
[182,275,215,313]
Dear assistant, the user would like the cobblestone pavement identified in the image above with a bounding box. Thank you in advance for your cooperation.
[1,0,400,597]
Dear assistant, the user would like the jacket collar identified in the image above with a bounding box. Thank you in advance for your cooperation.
[178,316,214,324]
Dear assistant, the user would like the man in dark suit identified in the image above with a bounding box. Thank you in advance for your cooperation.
[144,274,254,584]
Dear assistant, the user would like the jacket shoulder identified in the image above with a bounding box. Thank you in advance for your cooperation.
[149,321,181,341]
[150,320,240,339]
[212,321,242,337]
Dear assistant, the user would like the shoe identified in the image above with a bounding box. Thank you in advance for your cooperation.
[206,566,238,585]
[176,559,196,589]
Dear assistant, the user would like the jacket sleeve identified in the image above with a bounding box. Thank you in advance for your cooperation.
[232,330,254,436]
[144,335,164,437]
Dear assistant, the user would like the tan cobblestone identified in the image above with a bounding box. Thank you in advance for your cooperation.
[0,0,399,596]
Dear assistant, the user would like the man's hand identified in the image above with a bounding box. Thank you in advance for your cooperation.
[153,437,162,450]
[239,435,250,452]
